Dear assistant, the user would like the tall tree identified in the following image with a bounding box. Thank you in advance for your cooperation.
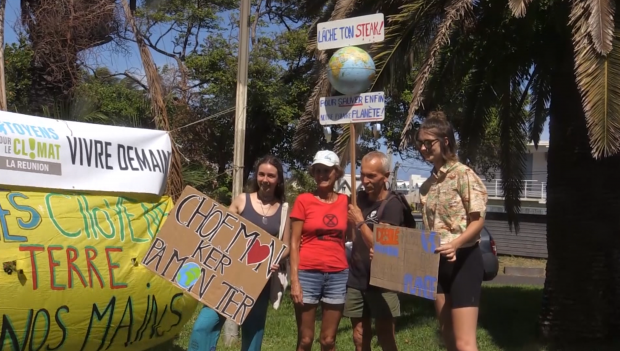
[20,0,117,113]
[300,0,620,343]
[4,36,33,112]
[126,0,327,186]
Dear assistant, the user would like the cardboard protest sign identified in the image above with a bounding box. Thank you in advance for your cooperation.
[141,186,288,325]
[369,224,440,300]
[0,190,198,351]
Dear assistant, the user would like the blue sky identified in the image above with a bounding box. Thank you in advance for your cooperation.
[3,5,550,181]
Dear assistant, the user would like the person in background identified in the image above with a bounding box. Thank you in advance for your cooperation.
[289,150,350,351]
[345,151,405,351]
[187,155,291,351]
[417,111,488,351]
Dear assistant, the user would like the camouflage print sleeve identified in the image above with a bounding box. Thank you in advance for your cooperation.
[458,168,488,217]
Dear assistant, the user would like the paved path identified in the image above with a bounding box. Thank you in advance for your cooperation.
[483,275,544,286]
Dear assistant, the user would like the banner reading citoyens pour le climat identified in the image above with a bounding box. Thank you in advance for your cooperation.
[0,111,171,196]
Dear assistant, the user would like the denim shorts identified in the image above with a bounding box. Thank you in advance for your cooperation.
[298,269,349,305]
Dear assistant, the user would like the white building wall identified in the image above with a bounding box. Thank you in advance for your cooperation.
[530,152,547,184]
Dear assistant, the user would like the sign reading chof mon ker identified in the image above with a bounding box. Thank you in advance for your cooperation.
[369,224,440,300]
[142,186,288,325]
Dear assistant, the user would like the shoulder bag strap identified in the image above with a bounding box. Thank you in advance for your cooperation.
[375,193,396,222]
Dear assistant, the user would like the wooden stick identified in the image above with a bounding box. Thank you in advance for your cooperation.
[349,123,356,205]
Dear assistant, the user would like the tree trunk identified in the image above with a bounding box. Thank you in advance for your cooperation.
[120,0,184,201]
[540,27,620,343]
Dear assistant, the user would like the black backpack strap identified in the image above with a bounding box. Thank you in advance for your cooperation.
[375,193,397,222]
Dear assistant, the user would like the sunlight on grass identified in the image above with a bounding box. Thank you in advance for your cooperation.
[150,285,547,351]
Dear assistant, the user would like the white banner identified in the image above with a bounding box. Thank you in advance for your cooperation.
[0,111,172,195]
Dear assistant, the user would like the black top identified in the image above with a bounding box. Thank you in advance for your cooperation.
[240,193,282,237]
[347,192,405,290]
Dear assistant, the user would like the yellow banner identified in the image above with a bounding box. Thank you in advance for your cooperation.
[0,189,198,351]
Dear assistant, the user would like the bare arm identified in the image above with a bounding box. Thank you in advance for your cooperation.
[228,194,246,215]
[289,219,303,283]
[348,204,373,248]
[356,223,374,249]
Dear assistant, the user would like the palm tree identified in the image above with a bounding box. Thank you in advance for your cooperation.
[296,0,620,342]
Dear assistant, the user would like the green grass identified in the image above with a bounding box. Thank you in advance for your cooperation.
[150,285,555,351]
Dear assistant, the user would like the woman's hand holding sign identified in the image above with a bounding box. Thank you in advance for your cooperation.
[435,242,458,262]
[270,263,279,272]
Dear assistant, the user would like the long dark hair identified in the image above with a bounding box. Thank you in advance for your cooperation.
[248,155,286,203]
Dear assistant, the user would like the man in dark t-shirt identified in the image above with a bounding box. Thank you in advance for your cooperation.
[345,151,405,351]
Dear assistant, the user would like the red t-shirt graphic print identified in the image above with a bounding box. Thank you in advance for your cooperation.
[290,193,349,272]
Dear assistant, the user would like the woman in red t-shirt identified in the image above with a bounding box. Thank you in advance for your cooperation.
[290,150,350,351]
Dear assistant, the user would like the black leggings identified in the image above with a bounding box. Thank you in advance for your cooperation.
[437,242,483,308]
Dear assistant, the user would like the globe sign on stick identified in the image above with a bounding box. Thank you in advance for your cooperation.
[327,46,376,95]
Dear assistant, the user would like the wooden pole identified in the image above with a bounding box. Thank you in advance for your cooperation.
[349,123,356,205]
[231,0,251,199]
[224,0,251,344]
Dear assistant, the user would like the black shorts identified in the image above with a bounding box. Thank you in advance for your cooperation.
[437,242,483,308]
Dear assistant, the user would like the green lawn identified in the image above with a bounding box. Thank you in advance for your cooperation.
[150,285,560,351]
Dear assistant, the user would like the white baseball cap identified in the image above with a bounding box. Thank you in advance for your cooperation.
[312,150,340,167]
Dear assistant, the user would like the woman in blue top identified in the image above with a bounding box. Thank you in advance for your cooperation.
[187,155,291,351]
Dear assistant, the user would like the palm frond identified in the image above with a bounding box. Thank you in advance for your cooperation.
[528,68,550,147]
[333,123,364,167]
[306,0,338,55]
[294,0,359,152]
[586,0,615,55]
[508,0,532,18]
[368,0,443,94]
[457,71,497,165]
[400,0,474,148]
[41,97,110,124]
[570,0,620,158]
[292,56,330,150]
[498,77,528,231]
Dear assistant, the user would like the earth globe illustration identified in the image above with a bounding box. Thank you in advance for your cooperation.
[327,46,376,95]
[176,262,201,289]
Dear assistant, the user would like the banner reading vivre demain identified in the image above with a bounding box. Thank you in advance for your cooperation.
[0,110,172,196]
[0,112,198,351]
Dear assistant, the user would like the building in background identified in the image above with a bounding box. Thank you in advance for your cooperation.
[336,141,549,259]
[336,173,428,205]
[480,140,549,259]
[483,141,548,216]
